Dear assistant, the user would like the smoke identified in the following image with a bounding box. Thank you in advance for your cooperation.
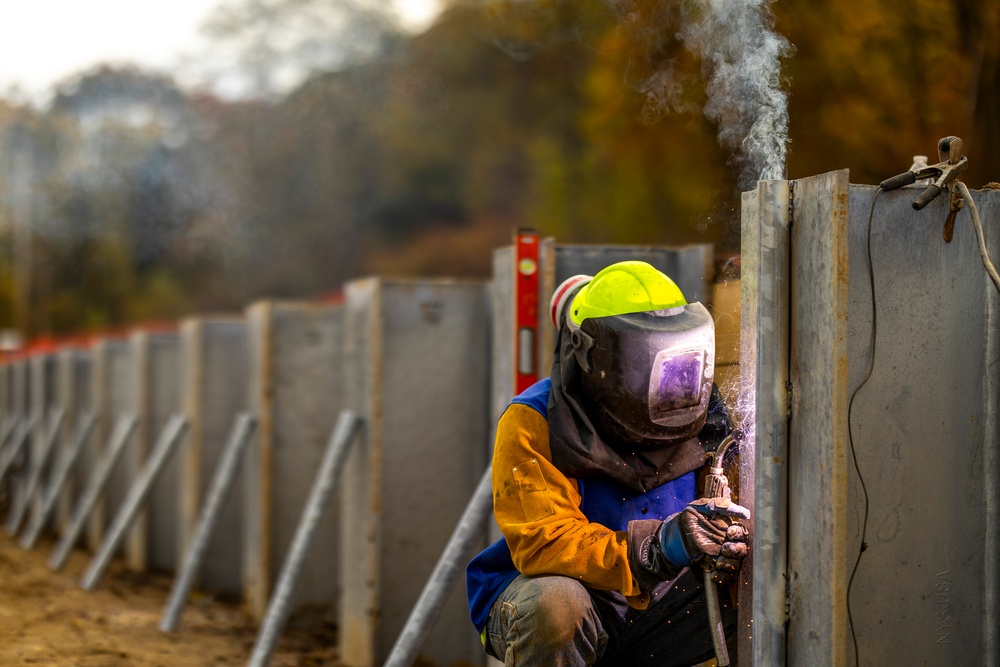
[613,0,793,191]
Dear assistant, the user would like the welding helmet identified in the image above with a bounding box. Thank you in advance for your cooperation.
[551,261,716,444]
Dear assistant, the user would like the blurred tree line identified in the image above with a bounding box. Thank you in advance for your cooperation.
[0,0,996,338]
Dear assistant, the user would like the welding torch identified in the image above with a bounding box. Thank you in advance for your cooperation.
[699,429,742,667]
[880,135,968,210]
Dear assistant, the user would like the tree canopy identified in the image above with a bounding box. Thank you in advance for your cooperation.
[0,0,996,338]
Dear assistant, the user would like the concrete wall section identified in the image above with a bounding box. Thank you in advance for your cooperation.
[54,348,94,535]
[244,301,345,622]
[132,331,182,573]
[340,279,379,667]
[8,359,31,522]
[29,354,59,523]
[180,318,248,595]
[90,340,135,552]
[340,278,491,667]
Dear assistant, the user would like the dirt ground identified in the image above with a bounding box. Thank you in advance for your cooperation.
[0,532,339,667]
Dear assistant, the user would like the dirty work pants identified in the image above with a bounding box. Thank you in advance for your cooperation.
[484,568,736,667]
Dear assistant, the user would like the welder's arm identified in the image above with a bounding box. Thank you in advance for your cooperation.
[492,404,643,599]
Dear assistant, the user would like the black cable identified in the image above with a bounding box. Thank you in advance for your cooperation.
[846,187,881,666]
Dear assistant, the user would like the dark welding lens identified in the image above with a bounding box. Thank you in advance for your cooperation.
[649,349,704,419]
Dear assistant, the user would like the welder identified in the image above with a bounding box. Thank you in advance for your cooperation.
[466,261,749,667]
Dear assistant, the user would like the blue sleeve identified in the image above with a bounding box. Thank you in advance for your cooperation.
[509,377,550,419]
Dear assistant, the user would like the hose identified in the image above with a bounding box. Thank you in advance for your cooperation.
[955,182,1000,295]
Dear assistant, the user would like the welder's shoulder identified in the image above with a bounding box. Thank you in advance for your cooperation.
[496,378,553,459]
[509,377,551,419]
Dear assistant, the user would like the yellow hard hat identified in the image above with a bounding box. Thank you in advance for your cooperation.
[569,261,687,327]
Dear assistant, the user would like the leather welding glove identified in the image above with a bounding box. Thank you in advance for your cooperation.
[627,500,750,593]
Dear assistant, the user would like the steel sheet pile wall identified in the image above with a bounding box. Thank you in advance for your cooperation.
[339,279,491,667]
[180,319,248,593]
[55,349,93,533]
[90,340,135,552]
[741,171,1000,665]
[132,332,182,573]
[244,301,345,622]
[738,179,790,667]
[843,183,999,664]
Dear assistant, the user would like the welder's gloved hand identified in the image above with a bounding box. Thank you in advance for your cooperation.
[627,500,750,593]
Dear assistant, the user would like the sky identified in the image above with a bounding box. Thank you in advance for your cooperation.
[0,0,441,102]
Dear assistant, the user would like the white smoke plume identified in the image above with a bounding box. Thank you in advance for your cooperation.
[613,0,793,191]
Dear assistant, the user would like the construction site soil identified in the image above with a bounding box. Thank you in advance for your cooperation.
[0,533,339,666]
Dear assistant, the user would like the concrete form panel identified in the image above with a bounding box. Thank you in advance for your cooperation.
[90,340,135,552]
[8,359,31,523]
[132,331,182,573]
[55,349,93,534]
[29,354,59,524]
[738,180,790,667]
[244,301,345,622]
[340,279,379,667]
[842,185,1000,665]
[180,318,248,595]
[339,279,491,667]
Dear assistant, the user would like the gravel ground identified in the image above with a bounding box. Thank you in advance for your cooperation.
[0,532,339,666]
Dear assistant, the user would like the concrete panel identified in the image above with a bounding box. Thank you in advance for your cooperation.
[340,279,491,667]
[0,362,8,508]
[55,348,93,534]
[132,331,182,573]
[29,354,59,524]
[180,318,248,595]
[244,301,345,623]
[7,359,31,519]
[90,340,135,552]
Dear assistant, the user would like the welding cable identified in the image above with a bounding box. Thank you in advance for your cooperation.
[955,182,1000,295]
[846,187,882,667]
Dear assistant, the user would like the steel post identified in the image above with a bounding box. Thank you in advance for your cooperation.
[160,413,255,632]
[20,413,96,549]
[80,415,189,590]
[248,411,359,667]
[6,408,64,535]
[0,416,36,484]
[0,418,17,453]
[49,415,138,571]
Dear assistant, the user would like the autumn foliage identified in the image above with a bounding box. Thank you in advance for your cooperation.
[0,0,996,338]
